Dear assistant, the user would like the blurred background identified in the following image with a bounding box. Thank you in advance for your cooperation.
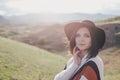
[0,0,120,80]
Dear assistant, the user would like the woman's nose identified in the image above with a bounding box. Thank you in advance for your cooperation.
[78,37,84,42]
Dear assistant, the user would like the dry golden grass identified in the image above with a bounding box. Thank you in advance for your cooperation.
[99,46,120,80]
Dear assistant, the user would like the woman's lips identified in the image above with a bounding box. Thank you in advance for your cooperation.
[79,44,85,45]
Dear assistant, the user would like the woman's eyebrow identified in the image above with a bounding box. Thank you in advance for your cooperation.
[76,32,90,35]
[84,33,90,35]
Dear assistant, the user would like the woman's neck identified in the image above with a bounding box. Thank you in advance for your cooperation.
[80,50,88,58]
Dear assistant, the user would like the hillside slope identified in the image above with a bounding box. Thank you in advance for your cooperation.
[0,37,67,80]
[0,36,120,80]
[99,45,120,80]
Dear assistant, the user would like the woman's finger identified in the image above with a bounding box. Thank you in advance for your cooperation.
[73,46,77,54]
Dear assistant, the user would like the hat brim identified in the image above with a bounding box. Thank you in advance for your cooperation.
[64,22,88,40]
[95,27,106,49]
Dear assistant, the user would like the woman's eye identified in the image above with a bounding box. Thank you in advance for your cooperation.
[76,34,80,37]
[76,33,90,38]
[84,34,90,38]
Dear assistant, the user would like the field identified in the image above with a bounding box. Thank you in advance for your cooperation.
[0,36,119,80]
[0,37,67,80]
[0,16,120,80]
[100,46,120,80]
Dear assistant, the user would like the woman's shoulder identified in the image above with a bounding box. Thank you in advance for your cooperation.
[89,55,104,65]
[88,55,104,75]
[87,55,104,72]
[71,58,102,80]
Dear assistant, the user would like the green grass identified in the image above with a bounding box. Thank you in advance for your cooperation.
[0,36,120,80]
[0,37,67,80]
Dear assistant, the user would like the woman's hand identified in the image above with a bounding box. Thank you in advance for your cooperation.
[73,46,82,66]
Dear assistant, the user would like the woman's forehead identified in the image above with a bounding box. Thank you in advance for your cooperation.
[76,27,90,34]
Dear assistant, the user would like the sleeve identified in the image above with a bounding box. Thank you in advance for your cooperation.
[64,57,74,70]
[54,57,79,80]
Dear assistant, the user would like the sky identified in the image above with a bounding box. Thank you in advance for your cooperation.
[0,0,120,16]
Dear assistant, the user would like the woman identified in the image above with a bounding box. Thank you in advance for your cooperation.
[54,20,106,80]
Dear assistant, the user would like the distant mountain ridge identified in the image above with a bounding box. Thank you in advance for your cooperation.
[0,15,9,25]
[4,13,117,23]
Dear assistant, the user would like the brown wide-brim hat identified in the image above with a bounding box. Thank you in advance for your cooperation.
[64,20,106,49]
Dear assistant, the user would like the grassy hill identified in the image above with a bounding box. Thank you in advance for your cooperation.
[95,16,120,24]
[101,16,120,22]
[99,45,120,80]
[0,37,67,80]
[0,36,120,80]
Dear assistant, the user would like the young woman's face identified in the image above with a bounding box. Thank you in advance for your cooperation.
[75,27,92,51]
